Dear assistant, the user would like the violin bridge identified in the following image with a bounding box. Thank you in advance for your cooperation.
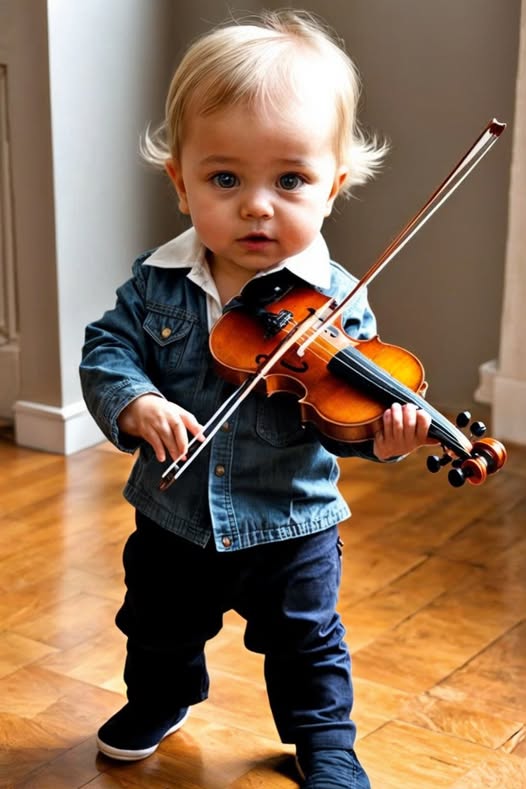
[261,309,293,338]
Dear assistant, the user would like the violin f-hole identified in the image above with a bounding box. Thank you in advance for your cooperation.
[254,352,309,374]
[280,358,309,373]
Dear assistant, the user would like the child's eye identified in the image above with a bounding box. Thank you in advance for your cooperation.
[278,173,305,191]
[212,172,238,189]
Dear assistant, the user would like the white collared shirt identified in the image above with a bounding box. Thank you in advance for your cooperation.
[143,226,332,328]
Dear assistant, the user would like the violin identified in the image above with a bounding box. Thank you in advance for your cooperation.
[159,119,508,491]
[209,276,506,487]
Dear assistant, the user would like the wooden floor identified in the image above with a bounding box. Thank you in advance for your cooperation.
[1,423,525,788]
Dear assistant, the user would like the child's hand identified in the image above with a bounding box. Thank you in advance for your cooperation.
[373,402,437,461]
[118,394,204,463]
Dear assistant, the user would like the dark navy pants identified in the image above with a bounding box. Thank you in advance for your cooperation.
[115,512,357,751]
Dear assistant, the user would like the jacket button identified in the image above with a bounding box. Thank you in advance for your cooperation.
[221,422,230,432]
[161,327,172,339]
[222,536,232,548]
[215,464,225,476]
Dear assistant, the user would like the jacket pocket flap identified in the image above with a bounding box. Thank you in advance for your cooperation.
[143,312,194,347]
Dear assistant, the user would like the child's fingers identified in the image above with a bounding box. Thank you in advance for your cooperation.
[142,421,170,463]
[375,403,433,459]
[415,408,432,442]
[400,403,417,439]
[381,401,402,441]
[162,405,205,461]
[384,403,425,442]
[178,407,206,441]
[142,409,190,463]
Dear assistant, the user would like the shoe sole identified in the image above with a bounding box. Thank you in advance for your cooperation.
[96,707,190,761]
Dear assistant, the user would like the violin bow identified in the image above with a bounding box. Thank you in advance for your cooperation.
[159,118,506,490]
[299,119,506,353]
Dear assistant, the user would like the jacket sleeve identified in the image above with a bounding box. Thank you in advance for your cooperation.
[79,257,160,452]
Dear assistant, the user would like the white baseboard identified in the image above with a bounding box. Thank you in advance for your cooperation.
[474,359,497,405]
[493,374,526,445]
[14,399,105,455]
[475,358,526,445]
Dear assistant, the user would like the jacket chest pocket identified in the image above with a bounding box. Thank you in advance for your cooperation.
[143,311,196,372]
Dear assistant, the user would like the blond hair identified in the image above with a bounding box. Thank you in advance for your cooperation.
[142,10,387,196]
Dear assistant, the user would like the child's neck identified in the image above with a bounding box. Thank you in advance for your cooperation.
[207,254,256,306]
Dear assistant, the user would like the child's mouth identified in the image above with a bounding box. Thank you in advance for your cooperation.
[238,233,275,250]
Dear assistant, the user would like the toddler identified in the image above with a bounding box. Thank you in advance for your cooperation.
[80,10,432,788]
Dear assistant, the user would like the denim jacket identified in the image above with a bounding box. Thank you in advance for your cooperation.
[80,231,381,552]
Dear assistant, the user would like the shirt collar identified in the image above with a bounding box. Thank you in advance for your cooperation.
[143,226,332,290]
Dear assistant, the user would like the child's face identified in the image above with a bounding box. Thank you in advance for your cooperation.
[166,95,347,289]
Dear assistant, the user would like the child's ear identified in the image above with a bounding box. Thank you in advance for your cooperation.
[165,160,190,215]
[325,166,348,216]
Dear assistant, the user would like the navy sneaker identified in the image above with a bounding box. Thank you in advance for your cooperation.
[96,702,190,761]
[296,747,371,788]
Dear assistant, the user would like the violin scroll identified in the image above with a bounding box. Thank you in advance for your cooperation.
[447,438,507,487]
[426,411,507,487]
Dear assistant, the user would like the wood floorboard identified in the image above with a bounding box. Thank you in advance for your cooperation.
[0,429,525,787]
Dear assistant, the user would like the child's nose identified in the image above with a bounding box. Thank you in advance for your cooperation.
[240,189,274,219]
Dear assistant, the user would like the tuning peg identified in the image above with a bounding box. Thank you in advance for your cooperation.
[456,411,471,428]
[455,411,487,438]
[427,453,452,473]
[470,421,486,438]
[448,466,468,487]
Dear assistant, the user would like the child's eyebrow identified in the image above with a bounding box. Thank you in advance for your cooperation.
[199,155,239,165]
[198,155,314,168]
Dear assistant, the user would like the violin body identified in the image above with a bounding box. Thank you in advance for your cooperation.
[210,286,429,443]
[210,283,506,487]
